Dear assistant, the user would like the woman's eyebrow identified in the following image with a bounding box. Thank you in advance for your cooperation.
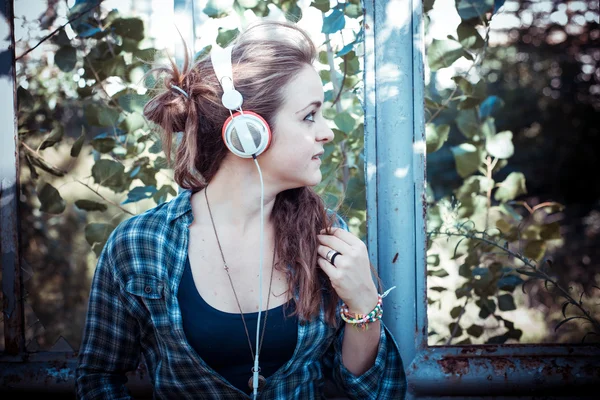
[296,100,322,114]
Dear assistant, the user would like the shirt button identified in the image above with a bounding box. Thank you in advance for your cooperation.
[144,286,152,294]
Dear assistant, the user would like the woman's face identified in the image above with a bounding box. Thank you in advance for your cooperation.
[263,64,334,190]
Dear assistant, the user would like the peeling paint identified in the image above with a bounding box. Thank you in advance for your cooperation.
[45,367,73,383]
[438,357,469,375]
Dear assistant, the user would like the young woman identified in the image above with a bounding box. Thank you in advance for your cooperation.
[75,20,406,399]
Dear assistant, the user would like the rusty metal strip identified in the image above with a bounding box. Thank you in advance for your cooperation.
[0,0,25,356]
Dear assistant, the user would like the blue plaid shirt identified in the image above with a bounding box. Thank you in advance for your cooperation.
[75,189,406,399]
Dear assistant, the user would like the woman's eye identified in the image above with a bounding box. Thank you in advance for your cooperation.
[304,111,316,122]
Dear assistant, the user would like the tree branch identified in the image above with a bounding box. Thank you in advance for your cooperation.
[16,0,104,61]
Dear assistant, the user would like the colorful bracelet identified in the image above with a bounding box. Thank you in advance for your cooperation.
[340,286,396,330]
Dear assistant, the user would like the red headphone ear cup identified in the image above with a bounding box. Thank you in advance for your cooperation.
[222,111,272,158]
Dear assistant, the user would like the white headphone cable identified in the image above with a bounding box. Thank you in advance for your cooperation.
[252,155,264,400]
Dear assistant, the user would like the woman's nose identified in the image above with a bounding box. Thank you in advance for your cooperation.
[318,123,334,143]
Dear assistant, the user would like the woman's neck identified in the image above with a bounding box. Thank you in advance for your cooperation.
[192,158,279,234]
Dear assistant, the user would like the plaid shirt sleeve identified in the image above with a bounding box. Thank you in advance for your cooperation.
[323,212,407,399]
[75,228,141,400]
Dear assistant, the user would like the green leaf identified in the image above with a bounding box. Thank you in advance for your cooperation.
[311,0,330,12]
[75,200,108,212]
[112,18,145,41]
[51,28,71,46]
[452,76,473,94]
[497,275,524,291]
[318,50,329,65]
[476,298,496,319]
[154,156,168,170]
[334,112,355,134]
[498,294,516,311]
[448,322,463,337]
[282,2,302,22]
[524,240,546,261]
[98,108,121,127]
[37,182,66,214]
[344,4,362,18]
[91,133,117,153]
[450,306,463,319]
[427,39,463,71]
[71,129,85,157]
[450,143,481,178]
[339,53,360,76]
[122,185,157,204]
[423,0,435,12]
[17,86,34,111]
[149,139,162,154]
[345,175,366,210]
[426,123,450,153]
[120,112,146,133]
[84,223,115,246]
[205,0,233,17]
[479,95,505,118]
[455,175,494,199]
[430,286,447,292]
[216,28,239,47]
[486,130,514,159]
[322,7,345,34]
[457,0,494,21]
[117,93,147,113]
[494,172,527,202]
[91,159,127,191]
[457,21,485,49]
[540,222,562,240]
[467,324,484,337]
[455,108,479,139]
[39,127,64,150]
[427,254,440,267]
[55,46,77,72]
[455,286,471,298]
[486,333,508,344]
[153,185,177,204]
[429,268,449,277]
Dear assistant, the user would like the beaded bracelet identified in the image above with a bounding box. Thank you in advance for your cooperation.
[340,286,396,330]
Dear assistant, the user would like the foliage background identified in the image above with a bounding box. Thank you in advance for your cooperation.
[3,0,599,353]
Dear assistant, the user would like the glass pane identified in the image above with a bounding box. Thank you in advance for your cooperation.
[424,0,599,345]
[14,0,365,353]
[15,0,177,352]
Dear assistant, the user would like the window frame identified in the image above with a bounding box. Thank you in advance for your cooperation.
[1,0,599,397]
[363,0,600,397]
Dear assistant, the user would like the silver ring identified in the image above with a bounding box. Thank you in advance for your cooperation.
[326,249,336,262]
[330,252,341,266]
[327,250,341,266]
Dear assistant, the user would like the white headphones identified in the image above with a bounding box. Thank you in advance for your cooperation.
[210,46,272,158]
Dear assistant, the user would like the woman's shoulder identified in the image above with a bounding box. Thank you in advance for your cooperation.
[100,189,191,271]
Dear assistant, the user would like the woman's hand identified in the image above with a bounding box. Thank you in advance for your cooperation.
[317,227,378,315]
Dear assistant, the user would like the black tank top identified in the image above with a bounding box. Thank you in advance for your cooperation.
[178,257,298,395]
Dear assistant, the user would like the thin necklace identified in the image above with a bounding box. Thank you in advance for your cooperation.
[204,187,275,391]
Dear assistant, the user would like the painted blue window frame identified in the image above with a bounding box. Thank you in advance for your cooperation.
[363,1,600,398]
[2,0,599,397]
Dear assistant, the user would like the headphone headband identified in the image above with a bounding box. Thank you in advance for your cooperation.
[210,45,271,158]
[210,46,243,110]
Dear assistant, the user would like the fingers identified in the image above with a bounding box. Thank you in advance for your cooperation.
[317,232,353,255]
[317,245,342,265]
[321,227,361,246]
[317,255,339,280]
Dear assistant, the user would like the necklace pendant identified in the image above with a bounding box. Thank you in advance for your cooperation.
[248,374,266,391]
